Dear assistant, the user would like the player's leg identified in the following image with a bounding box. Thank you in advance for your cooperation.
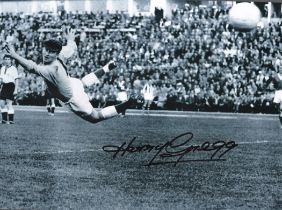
[67,90,142,124]
[68,77,142,124]
[84,94,142,123]
[142,100,148,111]
[0,99,8,124]
[81,61,117,88]
[273,91,282,128]
[0,83,12,124]
[147,100,152,111]
[6,99,14,124]
[46,98,51,115]
[5,82,16,124]
[45,88,55,116]
[279,102,282,128]
[143,100,150,115]
[50,98,56,116]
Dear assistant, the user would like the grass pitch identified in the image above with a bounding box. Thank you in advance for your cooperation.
[0,106,281,209]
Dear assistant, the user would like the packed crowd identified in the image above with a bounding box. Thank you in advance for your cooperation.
[0,4,281,113]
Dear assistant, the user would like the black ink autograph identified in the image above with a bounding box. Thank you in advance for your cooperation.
[102,132,238,166]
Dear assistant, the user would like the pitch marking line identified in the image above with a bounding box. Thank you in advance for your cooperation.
[126,113,235,119]
[15,107,277,121]
[16,108,69,113]
[126,113,276,120]
[33,149,100,155]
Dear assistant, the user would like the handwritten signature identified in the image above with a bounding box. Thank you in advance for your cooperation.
[102,132,238,166]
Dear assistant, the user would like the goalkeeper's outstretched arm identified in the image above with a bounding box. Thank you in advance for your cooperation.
[4,43,52,76]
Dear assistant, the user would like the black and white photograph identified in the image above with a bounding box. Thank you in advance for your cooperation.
[0,0,281,209]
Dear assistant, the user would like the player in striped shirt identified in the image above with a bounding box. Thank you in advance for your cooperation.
[4,28,138,124]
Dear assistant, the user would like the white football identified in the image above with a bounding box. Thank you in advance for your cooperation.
[228,3,261,31]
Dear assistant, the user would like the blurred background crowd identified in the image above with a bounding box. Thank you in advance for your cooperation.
[0,3,281,113]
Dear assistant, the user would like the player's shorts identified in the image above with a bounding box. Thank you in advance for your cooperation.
[64,78,93,117]
[144,93,154,101]
[0,82,15,100]
[273,90,282,103]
